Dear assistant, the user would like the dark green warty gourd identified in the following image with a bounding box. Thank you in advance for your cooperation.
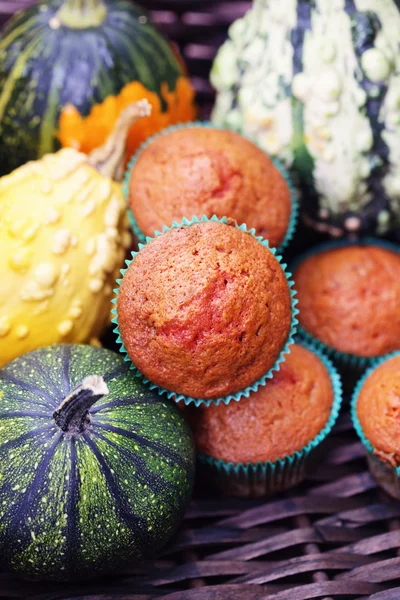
[0,344,195,580]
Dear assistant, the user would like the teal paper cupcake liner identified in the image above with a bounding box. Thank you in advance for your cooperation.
[123,121,298,254]
[198,339,343,498]
[291,238,400,370]
[351,352,400,500]
[111,214,299,408]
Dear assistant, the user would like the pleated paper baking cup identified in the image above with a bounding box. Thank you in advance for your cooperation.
[198,339,343,497]
[123,121,298,254]
[291,238,400,370]
[351,352,400,500]
[111,215,299,407]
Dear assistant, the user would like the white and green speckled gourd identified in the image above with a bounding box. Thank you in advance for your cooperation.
[211,0,400,237]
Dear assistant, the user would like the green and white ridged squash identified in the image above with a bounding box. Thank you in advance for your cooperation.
[211,0,400,237]
[0,344,195,580]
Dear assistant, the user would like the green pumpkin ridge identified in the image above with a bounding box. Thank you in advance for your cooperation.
[0,344,195,580]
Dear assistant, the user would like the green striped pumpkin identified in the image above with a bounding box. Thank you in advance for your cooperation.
[0,0,194,176]
[0,344,195,580]
[211,0,400,237]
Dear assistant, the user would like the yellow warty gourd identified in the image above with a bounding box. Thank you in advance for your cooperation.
[0,100,151,367]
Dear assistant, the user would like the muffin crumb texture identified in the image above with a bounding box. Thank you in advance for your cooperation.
[357,355,400,467]
[294,245,400,357]
[190,344,334,464]
[117,221,292,399]
[128,127,292,248]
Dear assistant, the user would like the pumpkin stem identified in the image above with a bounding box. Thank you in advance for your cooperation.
[55,0,107,29]
[53,375,109,434]
[88,99,152,181]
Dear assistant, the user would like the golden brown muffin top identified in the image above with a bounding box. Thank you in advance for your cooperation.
[357,355,400,467]
[189,344,334,464]
[294,245,400,357]
[117,221,292,400]
[128,127,292,249]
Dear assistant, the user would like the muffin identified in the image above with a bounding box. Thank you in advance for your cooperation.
[293,241,400,364]
[114,217,297,405]
[189,342,342,497]
[125,125,297,250]
[352,353,400,500]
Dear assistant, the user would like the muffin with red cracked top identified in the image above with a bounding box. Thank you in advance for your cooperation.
[115,219,296,404]
[193,344,334,465]
[352,353,400,500]
[293,242,400,364]
[126,126,295,249]
[187,342,342,497]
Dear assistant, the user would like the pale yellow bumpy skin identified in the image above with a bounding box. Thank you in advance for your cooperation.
[0,148,132,367]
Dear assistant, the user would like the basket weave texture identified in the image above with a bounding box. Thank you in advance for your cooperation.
[3,412,400,599]
[1,1,400,598]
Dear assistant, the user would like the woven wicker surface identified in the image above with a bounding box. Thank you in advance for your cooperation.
[1,1,400,597]
[2,410,400,599]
